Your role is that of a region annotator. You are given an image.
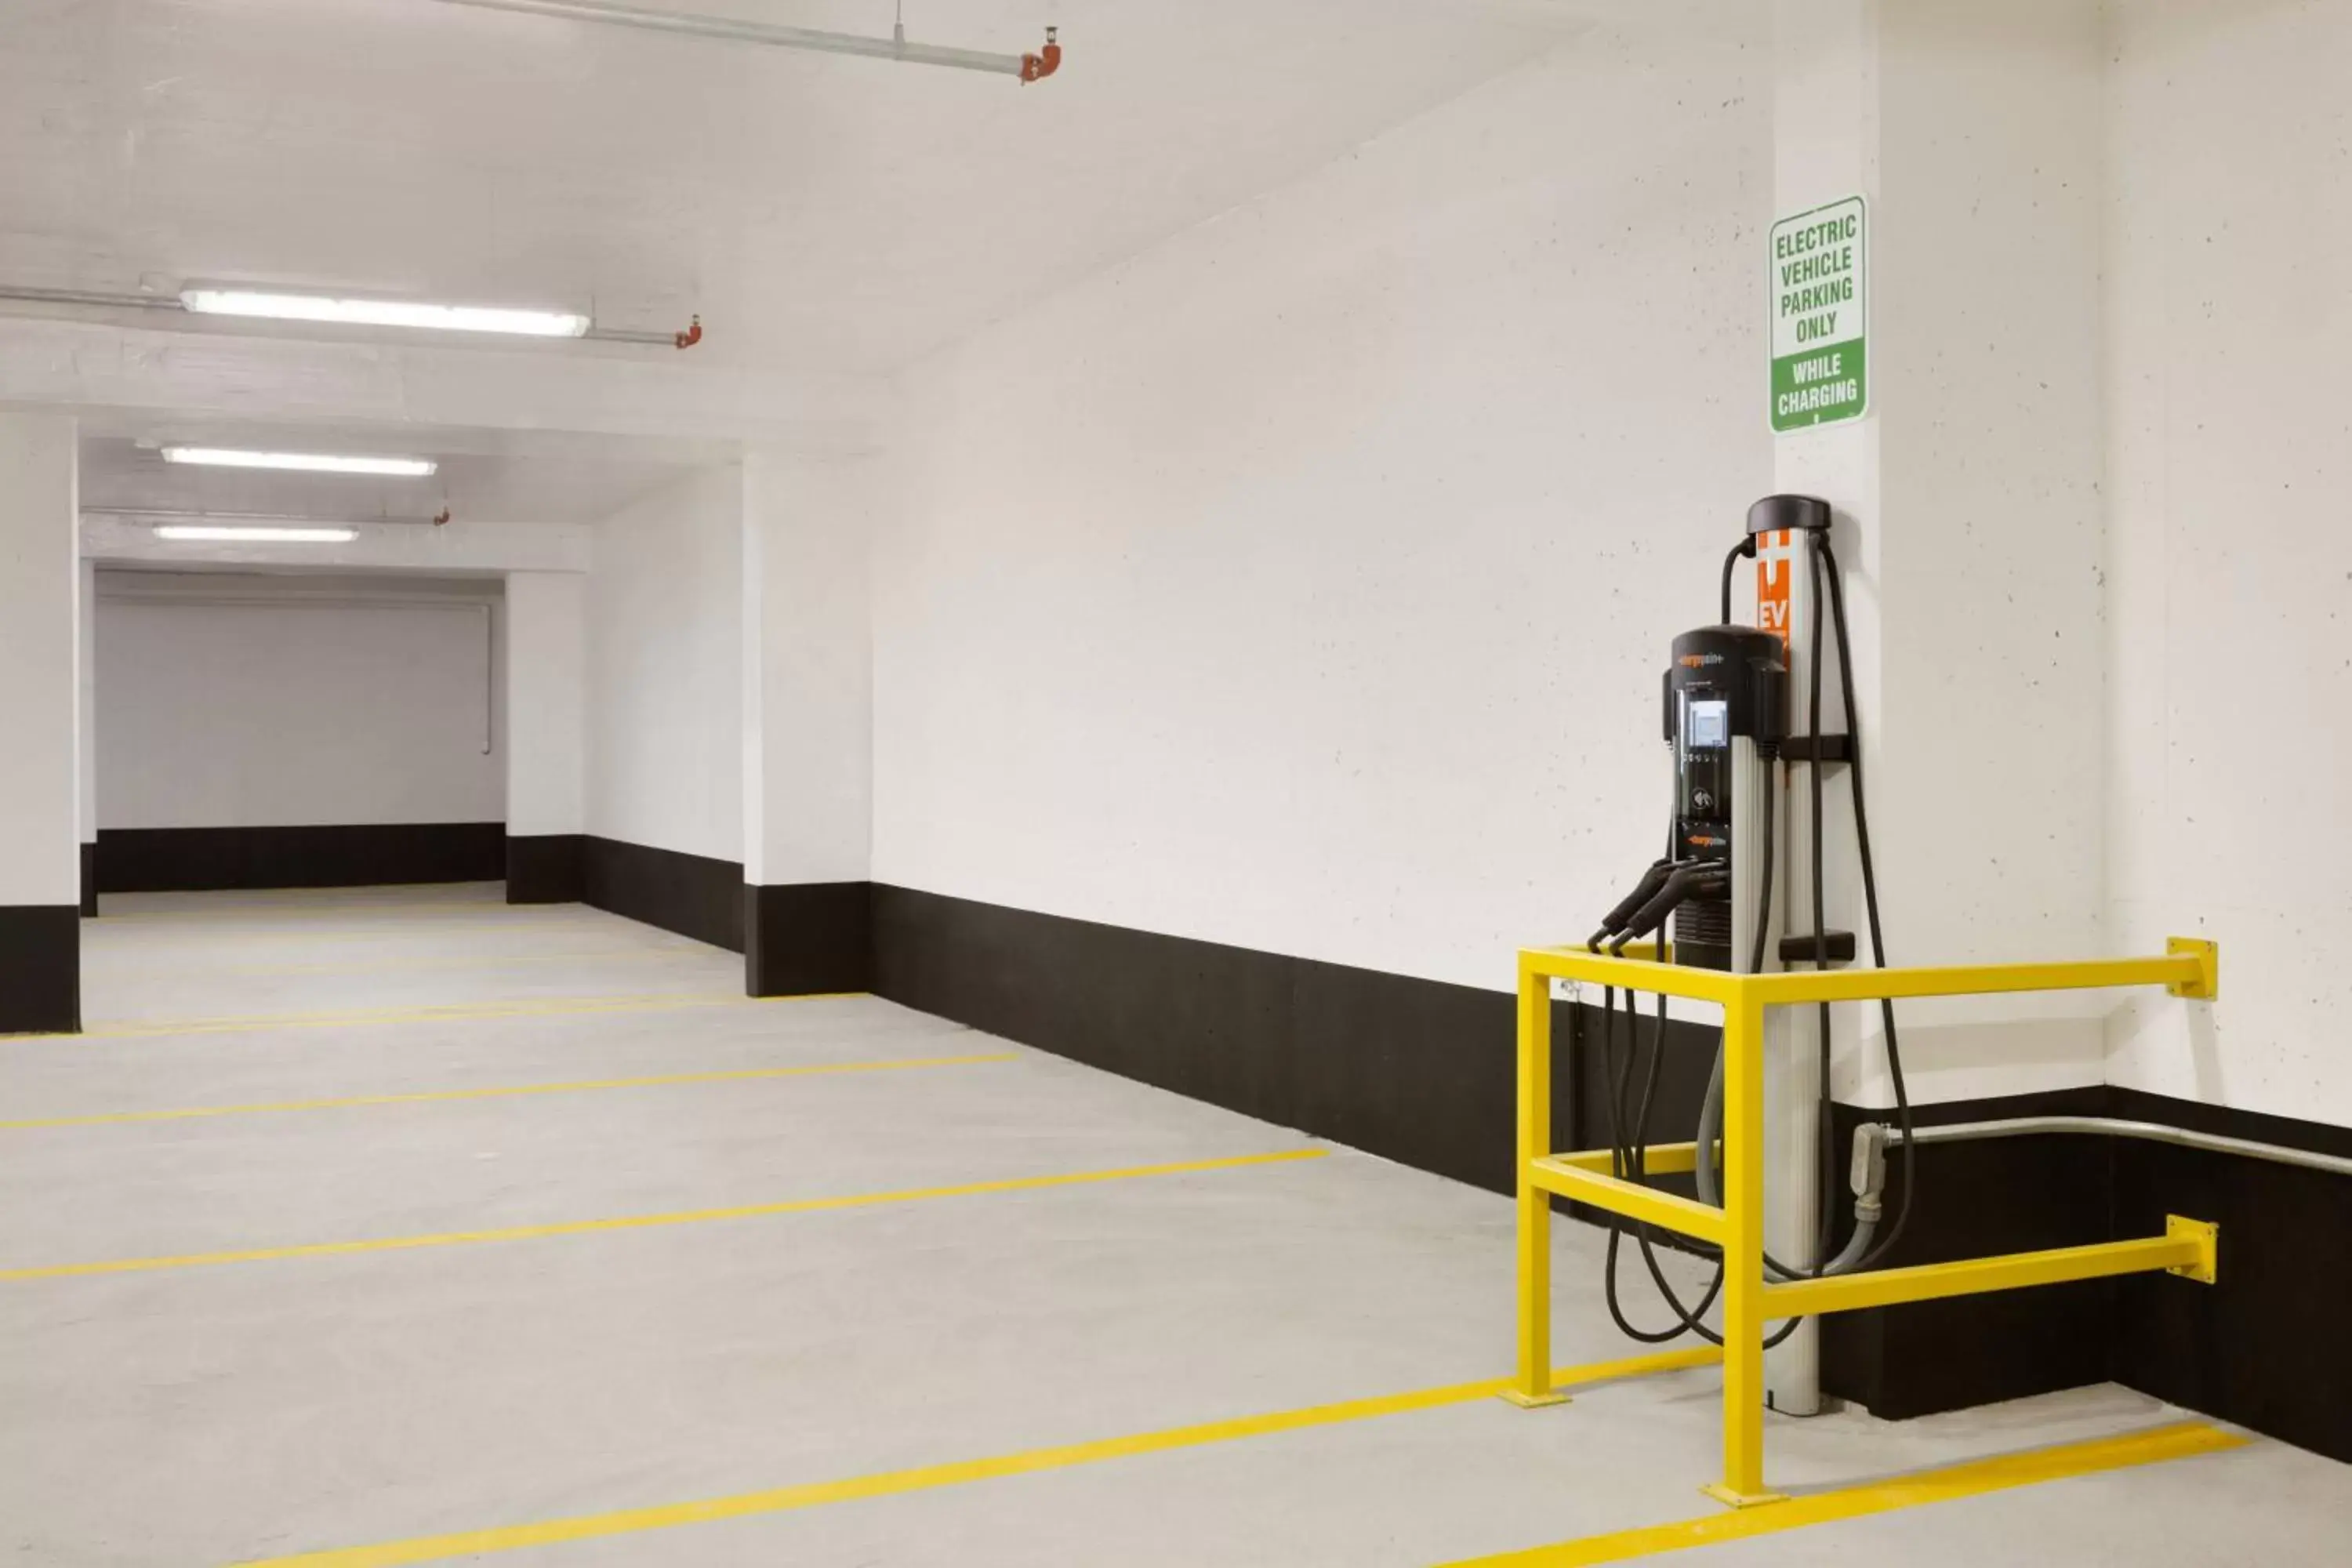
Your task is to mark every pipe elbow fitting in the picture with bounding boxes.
[1021,26,1061,82]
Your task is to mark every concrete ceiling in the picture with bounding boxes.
[1,0,1602,376]
[3,0,1708,527]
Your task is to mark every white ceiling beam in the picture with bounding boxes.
[80,514,592,574]
[0,316,891,453]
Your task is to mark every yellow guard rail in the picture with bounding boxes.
[1507,936,2221,1508]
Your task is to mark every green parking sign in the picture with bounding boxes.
[1770,195,1867,432]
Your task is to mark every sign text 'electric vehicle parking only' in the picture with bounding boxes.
[1769,195,1867,433]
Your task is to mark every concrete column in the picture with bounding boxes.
[0,414,82,1032]
[740,451,874,996]
[503,571,588,902]
[1774,0,2108,1105]
[1767,0,2107,1409]
[77,554,97,916]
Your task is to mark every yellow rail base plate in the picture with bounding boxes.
[2166,1214,2220,1283]
[1700,1482,1791,1510]
[1497,1388,1570,1409]
[2165,936,2219,1000]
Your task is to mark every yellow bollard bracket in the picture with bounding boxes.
[2165,937,2220,1000]
[1499,1388,1570,1410]
[2166,1215,2220,1284]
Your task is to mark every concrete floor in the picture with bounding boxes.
[2,884,2343,1566]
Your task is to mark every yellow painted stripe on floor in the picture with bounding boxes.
[92,919,623,947]
[0,1148,1327,1283]
[1437,1419,2249,1567]
[93,947,709,981]
[0,1052,1019,1131]
[102,898,546,922]
[31,988,865,1043]
[227,1345,1720,1568]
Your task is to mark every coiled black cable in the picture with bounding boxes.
[1816,539,1917,1271]
[1595,767,1800,1348]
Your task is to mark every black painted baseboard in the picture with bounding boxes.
[79,842,96,917]
[581,837,743,953]
[2104,1087,2352,1463]
[746,882,872,996]
[869,885,1710,1201]
[0,906,78,1034]
[870,883,2352,1465]
[1819,1089,2118,1421]
[1822,1085,2352,1461]
[95,823,506,894]
[506,834,586,905]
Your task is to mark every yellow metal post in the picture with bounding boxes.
[1703,993,1785,1508]
[1504,956,1567,1407]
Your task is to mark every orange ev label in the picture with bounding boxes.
[1755,528,1795,647]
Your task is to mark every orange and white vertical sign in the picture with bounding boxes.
[1755,529,1797,646]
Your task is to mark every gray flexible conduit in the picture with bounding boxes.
[1893,1116,2352,1178]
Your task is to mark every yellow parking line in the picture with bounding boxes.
[101,898,540,922]
[89,919,612,947]
[1437,1420,2249,1566]
[87,948,710,981]
[33,989,864,1043]
[227,1345,1722,1567]
[0,1148,1329,1283]
[0,1052,1020,1131]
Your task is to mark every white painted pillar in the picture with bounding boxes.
[1768,0,2108,1409]
[740,450,874,996]
[0,413,83,1031]
[77,554,97,916]
[502,571,588,902]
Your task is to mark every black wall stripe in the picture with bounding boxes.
[505,834,586,906]
[746,882,872,997]
[579,836,743,953]
[869,886,1711,1202]
[1820,1090,2118,1421]
[869,883,2352,1465]
[95,823,505,894]
[2103,1086,2352,1464]
[79,842,96,917]
[0,906,79,1035]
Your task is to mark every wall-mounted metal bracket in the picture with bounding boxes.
[2165,937,2220,1000]
[2166,1215,2219,1283]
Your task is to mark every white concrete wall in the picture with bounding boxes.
[2102,0,2352,1124]
[77,557,96,851]
[742,452,873,887]
[94,574,504,830]
[585,466,745,863]
[873,31,1771,993]
[505,572,588,840]
[0,414,81,906]
[1838,0,2111,1105]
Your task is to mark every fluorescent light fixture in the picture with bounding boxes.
[161,447,437,477]
[154,525,359,543]
[180,289,591,339]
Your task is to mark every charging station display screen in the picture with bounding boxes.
[1687,699,1729,750]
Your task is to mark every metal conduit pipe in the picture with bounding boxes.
[1893,1116,2352,1179]
[427,0,1063,81]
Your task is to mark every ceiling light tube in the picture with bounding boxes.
[154,525,359,543]
[180,289,591,339]
[161,447,437,477]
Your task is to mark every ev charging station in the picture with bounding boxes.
[1583,494,1894,1420]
